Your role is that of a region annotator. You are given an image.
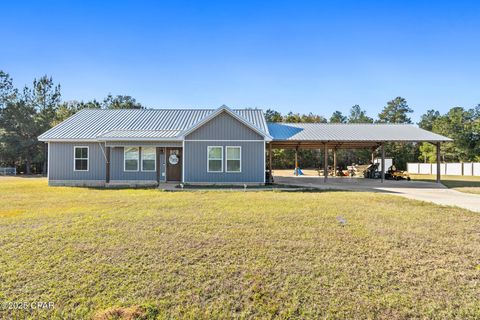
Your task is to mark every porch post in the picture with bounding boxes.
[294,147,298,176]
[324,143,328,182]
[381,143,385,183]
[164,147,167,181]
[105,147,111,184]
[436,142,441,183]
[156,147,161,184]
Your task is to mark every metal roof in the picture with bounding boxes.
[38,107,452,144]
[38,108,268,141]
[97,129,182,140]
[267,123,452,142]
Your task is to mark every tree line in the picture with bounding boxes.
[0,71,144,174]
[1,70,479,173]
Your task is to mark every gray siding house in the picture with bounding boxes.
[39,105,451,186]
[39,106,271,186]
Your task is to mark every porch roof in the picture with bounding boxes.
[96,129,182,140]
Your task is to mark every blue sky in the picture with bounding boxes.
[2,1,479,121]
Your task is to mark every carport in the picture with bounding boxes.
[266,123,452,183]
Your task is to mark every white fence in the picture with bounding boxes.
[0,167,17,176]
[407,162,480,176]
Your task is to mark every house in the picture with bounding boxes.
[38,105,451,186]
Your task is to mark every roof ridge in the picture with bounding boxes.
[80,108,264,111]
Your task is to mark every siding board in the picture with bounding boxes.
[49,143,167,182]
[49,142,105,180]
[184,141,264,183]
[186,111,263,141]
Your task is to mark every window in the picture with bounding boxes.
[124,147,139,171]
[226,146,241,172]
[74,146,89,171]
[207,146,223,172]
[141,147,156,171]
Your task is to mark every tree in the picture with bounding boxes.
[0,71,17,109]
[416,106,480,162]
[376,98,415,169]
[24,76,61,134]
[53,100,101,126]
[348,105,373,123]
[284,112,302,123]
[432,107,479,161]
[0,100,38,173]
[102,94,143,109]
[378,97,413,124]
[264,109,283,122]
[418,109,440,131]
[23,76,62,173]
[418,142,436,163]
[330,111,347,123]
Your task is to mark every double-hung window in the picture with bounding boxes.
[207,146,223,172]
[74,146,89,171]
[141,147,156,171]
[226,146,241,172]
[124,147,139,171]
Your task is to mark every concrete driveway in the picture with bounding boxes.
[275,176,480,213]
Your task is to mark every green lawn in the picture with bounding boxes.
[410,174,480,194]
[0,177,479,319]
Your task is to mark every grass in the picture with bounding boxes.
[410,174,480,194]
[0,177,479,319]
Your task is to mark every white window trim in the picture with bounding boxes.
[124,147,139,172]
[141,147,156,172]
[207,146,223,173]
[73,146,89,172]
[226,146,242,173]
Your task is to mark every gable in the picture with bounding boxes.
[185,111,263,140]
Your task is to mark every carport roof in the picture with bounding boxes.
[268,122,452,143]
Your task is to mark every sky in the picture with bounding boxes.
[1,0,480,122]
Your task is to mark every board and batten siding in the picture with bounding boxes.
[49,142,105,182]
[110,147,163,181]
[185,111,263,141]
[184,111,265,183]
[184,141,265,183]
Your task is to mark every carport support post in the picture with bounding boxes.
[333,148,337,177]
[294,147,299,176]
[436,142,441,183]
[381,143,385,183]
[268,142,273,182]
[324,143,328,183]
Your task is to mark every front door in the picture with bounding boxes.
[166,148,182,181]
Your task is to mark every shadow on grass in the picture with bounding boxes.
[441,180,480,188]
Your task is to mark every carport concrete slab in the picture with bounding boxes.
[275,176,480,213]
